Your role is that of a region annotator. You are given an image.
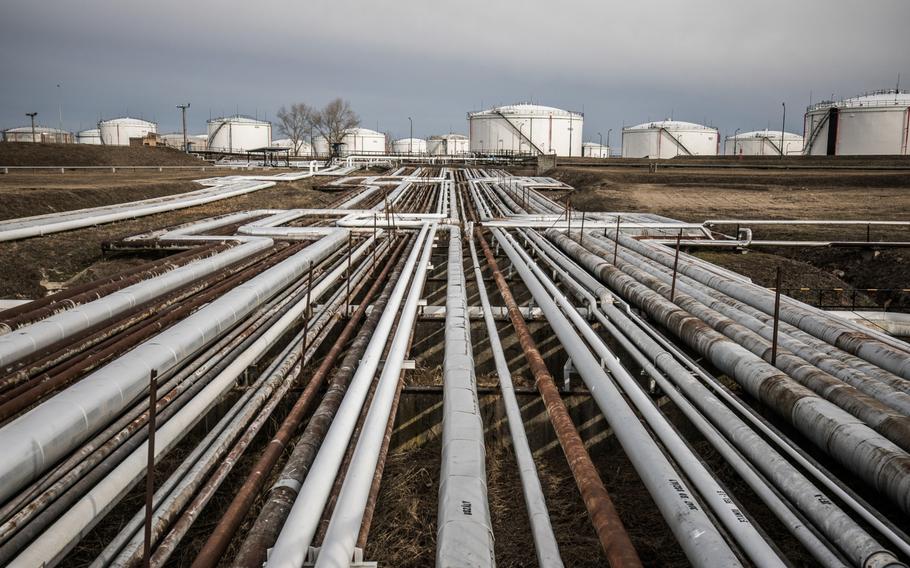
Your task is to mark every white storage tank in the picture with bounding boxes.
[76,128,102,145]
[391,138,427,154]
[427,134,469,155]
[622,120,718,158]
[206,115,271,153]
[3,126,74,144]
[803,89,910,156]
[272,138,312,155]
[582,142,610,158]
[468,103,583,156]
[314,128,386,157]
[98,117,157,146]
[724,130,803,156]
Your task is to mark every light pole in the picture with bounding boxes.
[733,128,740,155]
[177,103,190,153]
[56,83,63,135]
[607,128,613,149]
[26,112,37,143]
[780,102,786,159]
[597,132,603,158]
[407,116,413,155]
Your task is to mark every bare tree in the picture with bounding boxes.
[276,103,314,155]
[311,98,360,156]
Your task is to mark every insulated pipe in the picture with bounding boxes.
[491,229,744,568]
[190,237,404,568]
[271,223,437,568]
[0,231,347,504]
[0,238,270,369]
[547,231,910,515]
[237,226,429,568]
[476,230,642,568]
[467,225,563,567]
[6,232,355,568]
[601,231,910,376]
[434,226,495,568]
[498,229,787,568]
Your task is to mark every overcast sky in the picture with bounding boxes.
[1,0,908,143]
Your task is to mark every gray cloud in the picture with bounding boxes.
[1,0,907,141]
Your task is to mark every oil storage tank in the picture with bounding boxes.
[391,137,427,154]
[803,89,910,155]
[468,103,583,156]
[622,120,718,158]
[582,142,610,158]
[99,117,157,146]
[427,134,469,155]
[314,128,386,157]
[724,130,803,156]
[76,128,102,145]
[3,126,73,144]
[206,115,271,153]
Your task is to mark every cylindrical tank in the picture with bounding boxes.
[803,89,910,156]
[272,138,313,155]
[206,116,271,153]
[314,128,386,157]
[622,120,718,158]
[468,103,583,156]
[427,134,469,155]
[724,130,803,156]
[3,126,74,144]
[581,142,610,158]
[76,128,102,145]
[391,138,427,154]
[468,103,584,156]
[98,117,157,146]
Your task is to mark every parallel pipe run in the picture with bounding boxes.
[476,229,643,568]
[191,236,405,568]
[467,224,563,567]
[435,226,496,568]
[266,223,436,568]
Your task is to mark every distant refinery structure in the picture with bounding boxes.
[2,126,73,144]
[98,117,157,146]
[582,142,610,158]
[76,128,102,145]
[724,130,804,156]
[206,116,271,153]
[391,137,427,154]
[427,134,469,155]
[468,104,583,156]
[622,120,718,158]
[803,89,910,156]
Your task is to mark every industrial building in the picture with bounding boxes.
[803,89,910,155]
[427,134,469,155]
[75,128,102,145]
[724,130,804,156]
[468,103,583,156]
[391,138,427,154]
[313,128,386,157]
[98,117,157,146]
[2,126,73,144]
[206,116,271,153]
[622,120,719,158]
[581,142,610,158]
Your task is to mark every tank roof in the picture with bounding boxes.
[392,137,425,143]
[5,125,70,134]
[206,115,270,125]
[343,127,384,136]
[469,103,582,118]
[429,133,468,140]
[727,130,802,140]
[625,120,715,131]
[808,89,910,111]
[99,117,156,126]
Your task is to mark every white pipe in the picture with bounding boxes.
[0,239,271,364]
[0,231,348,504]
[264,224,433,568]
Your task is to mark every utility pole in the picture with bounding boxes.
[607,128,612,150]
[598,132,603,157]
[408,116,413,155]
[56,84,63,135]
[26,112,38,143]
[780,102,786,159]
[733,128,740,156]
[177,103,190,153]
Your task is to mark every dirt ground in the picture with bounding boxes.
[0,142,206,166]
[0,175,335,298]
[554,165,910,307]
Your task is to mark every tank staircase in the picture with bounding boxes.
[803,112,830,155]
[493,111,547,156]
[658,128,693,156]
